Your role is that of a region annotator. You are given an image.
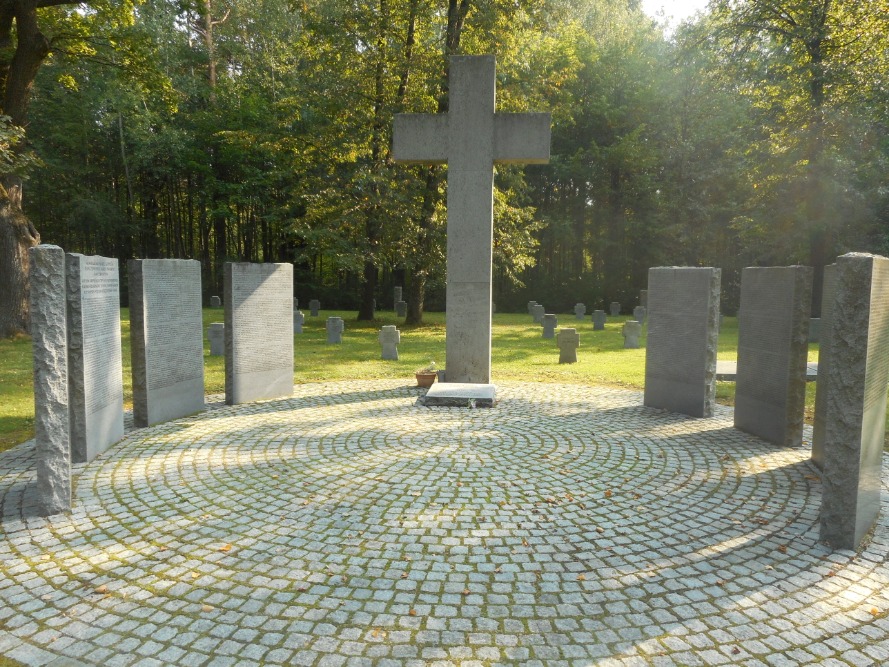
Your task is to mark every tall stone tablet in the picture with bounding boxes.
[811,264,837,469]
[66,253,125,463]
[29,245,71,516]
[393,55,551,383]
[224,262,294,405]
[734,266,812,447]
[129,259,205,427]
[819,253,889,550]
[644,267,720,418]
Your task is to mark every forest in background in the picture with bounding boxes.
[12,0,889,322]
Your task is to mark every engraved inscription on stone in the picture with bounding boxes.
[864,261,889,413]
[142,261,204,390]
[225,262,294,405]
[81,258,122,414]
[231,268,292,376]
[644,267,720,418]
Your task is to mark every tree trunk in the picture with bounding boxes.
[0,2,54,337]
[0,181,39,337]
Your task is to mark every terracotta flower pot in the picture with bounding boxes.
[415,372,437,388]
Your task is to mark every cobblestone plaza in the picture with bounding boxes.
[2,381,889,666]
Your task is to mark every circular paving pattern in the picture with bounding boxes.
[2,381,889,666]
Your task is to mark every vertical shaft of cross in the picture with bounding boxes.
[445,57,497,383]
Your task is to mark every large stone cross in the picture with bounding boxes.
[393,55,551,384]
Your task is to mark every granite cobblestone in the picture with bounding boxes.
[2,380,889,665]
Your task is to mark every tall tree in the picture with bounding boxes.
[0,1,137,337]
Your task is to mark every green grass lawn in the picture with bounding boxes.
[0,308,869,455]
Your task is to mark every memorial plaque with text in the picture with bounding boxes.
[66,253,125,463]
[224,263,294,405]
[820,253,889,550]
[734,266,812,446]
[129,259,205,427]
[644,267,720,418]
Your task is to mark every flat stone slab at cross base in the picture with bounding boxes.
[419,382,496,407]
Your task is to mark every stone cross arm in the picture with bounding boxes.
[393,112,551,165]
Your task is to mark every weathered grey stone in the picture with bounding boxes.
[622,320,642,349]
[394,286,402,306]
[129,259,205,428]
[420,382,496,408]
[640,290,648,309]
[395,300,407,318]
[819,253,889,550]
[610,302,621,316]
[29,245,71,516]
[224,262,294,405]
[532,304,545,324]
[542,314,557,339]
[644,267,720,418]
[527,300,537,315]
[633,306,647,325]
[309,299,320,317]
[557,328,579,364]
[574,303,586,320]
[379,325,400,360]
[208,323,224,355]
[66,253,125,463]
[733,266,813,447]
[592,310,606,330]
[326,316,344,344]
[210,296,221,308]
[393,55,550,384]
[812,264,837,469]
[293,297,299,310]
[808,318,820,343]
[293,310,304,334]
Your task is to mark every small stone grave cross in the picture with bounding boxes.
[633,305,647,325]
[208,323,224,355]
[610,302,621,316]
[326,316,344,344]
[542,314,558,339]
[210,295,221,308]
[557,328,580,364]
[532,304,545,324]
[592,310,606,330]
[293,310,305,334]
[574,303,586,320]
[309,299,320,316]
[393,55,550,383]
[622,320,641,348]
[379,325,401,360]
[527,300,538,315]
[395,300,407,318]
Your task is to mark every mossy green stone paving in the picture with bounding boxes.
[0,307,869,455]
